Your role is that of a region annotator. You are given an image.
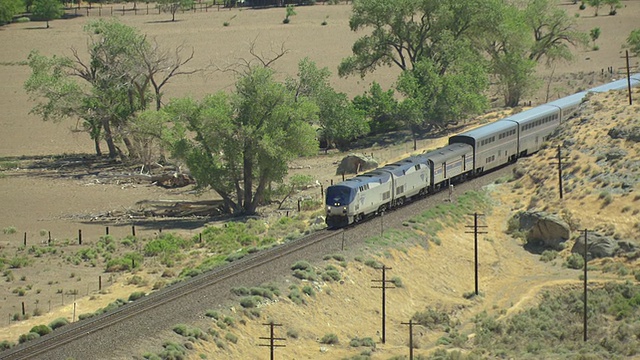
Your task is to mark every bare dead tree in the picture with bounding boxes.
[136,37,199,110]
[214,37,290,77]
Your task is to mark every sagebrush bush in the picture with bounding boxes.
[320,333,339,344]
[128,291,146,301]
[565,253,585,269]
[49,317,69,330]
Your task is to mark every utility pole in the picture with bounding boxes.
[371,265,395,343]
[626,50,633,106]
[582,229,591,342]
[557,145,563,199]
[258,322,285,360]
[401,319,416,360]
[549,145,569,199]
[465,213,487,296]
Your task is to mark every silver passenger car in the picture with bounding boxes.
[416,143,474,191]
[503,106,560,156]
[448,121,517,173]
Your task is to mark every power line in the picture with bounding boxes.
[465,213,487,296]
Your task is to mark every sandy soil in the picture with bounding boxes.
[0,0,640,357]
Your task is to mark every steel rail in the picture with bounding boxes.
[0,229,342,360]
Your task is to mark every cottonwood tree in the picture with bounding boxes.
[286,58,368,150]
[163,67,318,215]
[484,0,586,106]
[0,0,23,25]
[352,82,400,135]
[587,0,603,16]
[604,0,621,15]
[156,0,194,22]
[395,49,488,131]
[25,19,197,159]
[339,0,500,128]
[32,0,63,28]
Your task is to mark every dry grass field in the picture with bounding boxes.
[1,1,640,358]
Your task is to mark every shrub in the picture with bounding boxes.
[364,259,382,269]
[288,287,306,305]
[49,317,70,330]
[128,291,146,301]
[9,256,30,268]
[540,250,558,262]
[240,296,261,308]
[173,324,206,340]
[322,270,341,282]
[18,332,40,343]
[29,325,52,336]
[565,253,585,269]
[286,328,299,339]
[225,332,238,344]
[390,276,403,288]
[320,333,339,344]
[2,226,16,234]
[302,285,315,297]
[291,261,312,271]
[0,340,14,350]
[205,310,220,320]
[412,308,450,329]
[350,337,376,348]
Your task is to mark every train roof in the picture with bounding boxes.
[545,91,588,110]
[449,120,517,143]
[379,158,421,176]
[588,77,640,93]
[337,170,392,189]
[418,143,472,164]
[503,105,559,124]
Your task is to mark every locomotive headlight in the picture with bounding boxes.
[327,206,331,211]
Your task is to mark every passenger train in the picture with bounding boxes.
[325,74,640,228]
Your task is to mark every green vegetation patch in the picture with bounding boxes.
[470,282,640,358]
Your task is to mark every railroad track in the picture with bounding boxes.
[0,229,343,360]
[1,163,514,359]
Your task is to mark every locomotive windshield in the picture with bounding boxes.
[326,185,355,206]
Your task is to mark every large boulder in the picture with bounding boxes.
[336,153,378,175]
[511,211,571,250]
[572,233,637,259]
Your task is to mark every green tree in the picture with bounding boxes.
[0,0,23,25]
[525,0,587,64]
[283,4,296,24]
[164,67,318,215]
[352,82,400,135]
[484,0,586,106]
[604,0,621,15]
[483,2,538,107]
[156,0,194,22]
[338,0,502,78]
[32,0,63,28]
[590,27,601,49]
[25,19,196,159]
[287,58,368,150]
[587,0,603,16]
[396,51,488,131]
[627,29,640,57]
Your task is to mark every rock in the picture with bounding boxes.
[572,232,618,258]
[618,240,636,253]
[608,126,640,142]
[605,147,627,161]
[335,153,378,175]
[335,154,375,175]
[313,216,325,225]
[512,211,571,250]
[320,346,328,353]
